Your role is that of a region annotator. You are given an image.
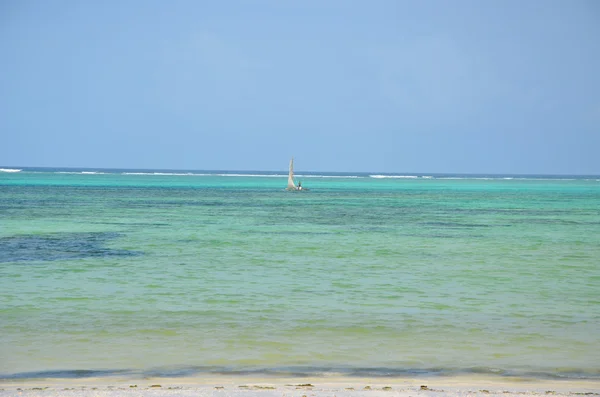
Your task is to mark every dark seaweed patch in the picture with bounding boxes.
[0,232,141,263]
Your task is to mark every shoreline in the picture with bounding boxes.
[2,375,599,396]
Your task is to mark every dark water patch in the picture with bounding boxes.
[421,222,498,228]
[114,199,272,209]
[349,226,393,233]
[243,230,337,236]
[404,232,484,239]
[90,221,170,227]
[456,208,578,216]
[0,232,142,263]
[2,366,599,381]
[510,218,597,226]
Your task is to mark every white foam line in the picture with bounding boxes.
[370,175,419,179]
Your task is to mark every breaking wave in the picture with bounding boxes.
[370,175,419,179]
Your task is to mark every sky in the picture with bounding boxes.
[1,1,599,174]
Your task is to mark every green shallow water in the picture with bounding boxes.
[1,170,599,379]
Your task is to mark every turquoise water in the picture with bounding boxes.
[1,168,599,380]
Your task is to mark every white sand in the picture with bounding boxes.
[1,375,599,397]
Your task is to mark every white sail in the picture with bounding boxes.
[286,157,297,190]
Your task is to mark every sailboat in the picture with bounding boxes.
[286,157,307,191]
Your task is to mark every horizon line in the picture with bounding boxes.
[1,165,600,177]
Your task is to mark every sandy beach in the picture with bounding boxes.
[2,375,599,397]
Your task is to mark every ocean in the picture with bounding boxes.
[1,167,599,382]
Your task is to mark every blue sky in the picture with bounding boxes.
[1,1,599,174]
